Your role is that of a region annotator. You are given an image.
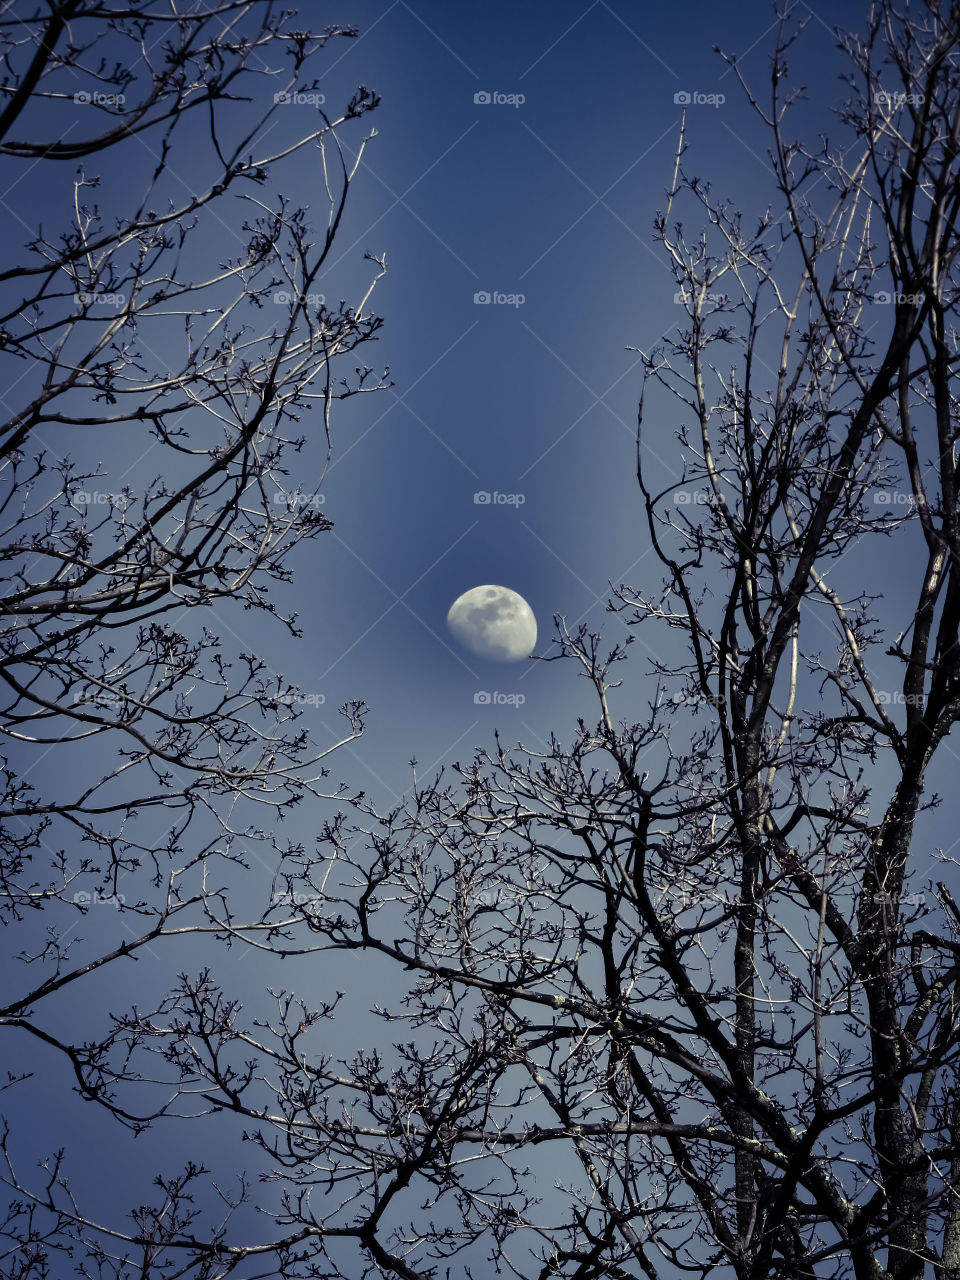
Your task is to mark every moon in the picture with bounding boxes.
[447,585,537,662]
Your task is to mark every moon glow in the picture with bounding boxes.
[446,585,537,662]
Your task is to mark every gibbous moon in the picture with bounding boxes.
[447,585,537,662]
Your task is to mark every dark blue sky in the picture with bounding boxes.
[11,3,956,1272]
[250,0,876,809]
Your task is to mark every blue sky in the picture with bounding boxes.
[232,0,876,818]
[11,1,956,1271]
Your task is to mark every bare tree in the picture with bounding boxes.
[0,3,389,1275]
[83,3,960,1278]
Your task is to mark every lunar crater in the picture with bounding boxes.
[447,585,537,662]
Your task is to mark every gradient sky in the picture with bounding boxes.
[9,2,957,1273]
[254,0,878,808]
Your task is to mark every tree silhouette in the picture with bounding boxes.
[141,5,960,1277]
[9,3,960,1279]
[0,4,387,1275]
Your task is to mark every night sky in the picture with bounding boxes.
[7,1,950,1273]
[248,0,875,807]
